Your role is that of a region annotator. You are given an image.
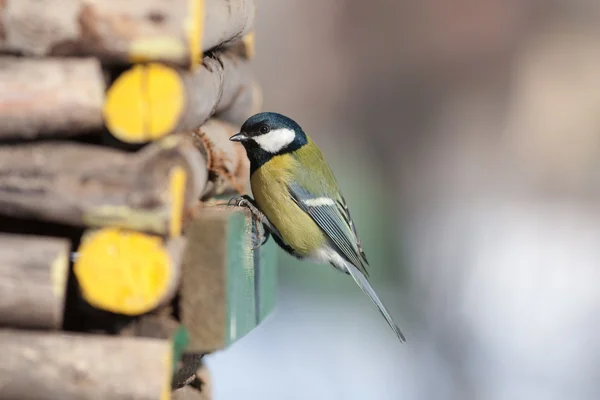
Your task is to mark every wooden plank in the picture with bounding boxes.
[0,329,172,400]
[0,234,70,329]
[180,206,277,352]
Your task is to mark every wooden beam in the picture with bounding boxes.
[0,234,70,329]
[0,134,206,236]
[103,51,260,144]
[0,0,255,67]
[0,57,105,140]
[74,229,186,316]
[179,206,277,352]
[0,329,172,400]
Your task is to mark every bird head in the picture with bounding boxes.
[229,112,307,155]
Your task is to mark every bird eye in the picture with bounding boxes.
[259,125,270,134]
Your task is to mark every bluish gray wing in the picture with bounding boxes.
[287,183,368,275]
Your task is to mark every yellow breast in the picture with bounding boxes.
[250,155,326,256]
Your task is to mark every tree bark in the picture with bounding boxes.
[213,52,262,125]
[0,57,105,139]
[0,234,70,329]
[0,0,255,67]
[0,134,207,236]
[204,0,255,51]
[0,329,172,400]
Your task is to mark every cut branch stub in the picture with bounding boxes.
[0,57,105,140]
[225,32,256,60]
[74,229,186,316]
[0,0,255,67]
[192,119,251,199]
[103,51,260,143]
[0,133,207,236]
[0,234,70,329]
[172,363,211,400]
[172,353,205,390]
[0,329,172,400]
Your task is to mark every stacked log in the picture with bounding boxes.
[0,1,276,399]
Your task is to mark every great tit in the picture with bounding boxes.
[229,112,406,342]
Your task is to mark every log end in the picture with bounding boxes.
[103,64,185,143]
[162,346,175,400]
[230,32,255,60]
[74,228,177,315]
[170,166,188,238]
[243,32,255,59]
[128,37,188,65]
[50,243,70,326]
[187,0,205,67]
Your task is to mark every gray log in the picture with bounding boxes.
[0,234,70,329]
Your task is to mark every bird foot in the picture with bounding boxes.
[228,195,271,249]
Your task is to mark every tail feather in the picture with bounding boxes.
[346,263,406,343]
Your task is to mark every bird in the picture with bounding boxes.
[229,112,406,342]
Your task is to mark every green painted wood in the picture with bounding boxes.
[256,237,278,322]
[171,325,190,377]
[224,210,277,346]
[180,206,277,351]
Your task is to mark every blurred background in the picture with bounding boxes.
[206,1,600,399]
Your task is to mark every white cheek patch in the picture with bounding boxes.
[303,197,335,207]
[253,128,296,153]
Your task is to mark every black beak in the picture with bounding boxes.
[229,132,249,142]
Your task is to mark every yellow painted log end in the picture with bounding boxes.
[169,166,187,238]
[187,0,205,68]
[74,228,174,315]
[242,32,255,59]
[50,245,70,299]
[161,346,174,400]
[103,64,185,143]
[129,37,187,64]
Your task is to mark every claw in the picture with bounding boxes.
[228,195,271,249]
[250,222,271,250]
[228,196,245,207]
[259,229,271,247]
